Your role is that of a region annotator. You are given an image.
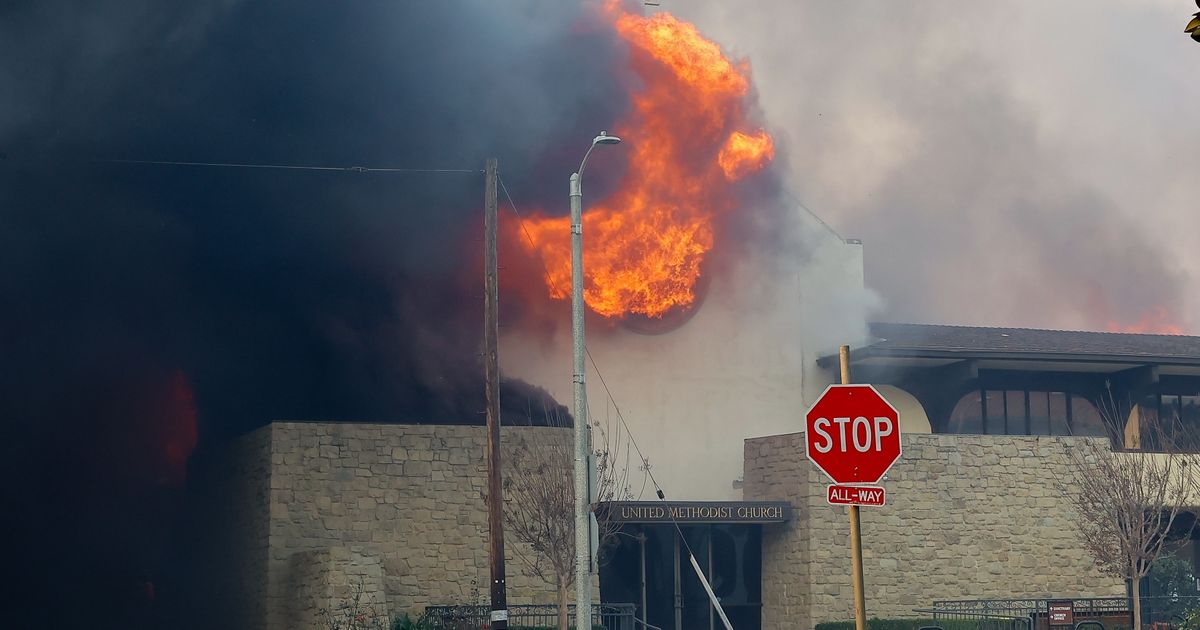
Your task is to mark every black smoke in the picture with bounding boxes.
[1,1,632,626]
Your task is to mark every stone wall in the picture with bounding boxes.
[285,548,388,630]
[264,422,577,628]
[744,433,1126,630]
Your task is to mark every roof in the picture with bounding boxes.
[820,322,1200,367]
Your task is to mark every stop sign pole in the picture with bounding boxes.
[840,345,868,630]
[805,346,901,630]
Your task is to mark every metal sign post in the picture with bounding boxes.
[843,346,867,630]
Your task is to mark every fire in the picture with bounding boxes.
[1107,306,1186,335]
[161,370,199,484]
[719,130,774,180]
[518,3,774,319]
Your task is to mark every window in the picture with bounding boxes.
[1049,392,1070,436]
[1150,394,1200,452]
[1069,396,1107,437]
[946,388,1096,436]
[948,390,984,434]
[985,390,1004,434]
[1182,396,1200,426]
[1028,391,1050,435]
[1006,390,1027,435]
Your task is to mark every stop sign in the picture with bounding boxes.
[805,384,901,484]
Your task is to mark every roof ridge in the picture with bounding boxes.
[869,321,1197,339]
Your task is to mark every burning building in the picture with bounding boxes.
[9,1,1200,629]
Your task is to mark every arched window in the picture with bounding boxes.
[945,388,1107,436]
[947,390,984,434]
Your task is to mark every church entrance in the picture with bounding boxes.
[598,501,790,630]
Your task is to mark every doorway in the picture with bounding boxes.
[600,524,762,630]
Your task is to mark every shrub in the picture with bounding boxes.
[392,613,433,630]
[815,618,981,630]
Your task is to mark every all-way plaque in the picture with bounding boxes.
[826,484,886,506]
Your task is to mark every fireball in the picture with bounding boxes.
[519,3,774,319]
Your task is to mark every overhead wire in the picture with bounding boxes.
[96,158,481,174]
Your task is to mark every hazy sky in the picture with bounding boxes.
[672,0,1200,333]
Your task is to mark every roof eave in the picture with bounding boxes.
[816,346,1200,369]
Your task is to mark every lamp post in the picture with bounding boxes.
[571,130,620,630]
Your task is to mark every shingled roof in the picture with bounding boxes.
[836,322,1200,365]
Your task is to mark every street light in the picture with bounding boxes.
[571,129,620,630]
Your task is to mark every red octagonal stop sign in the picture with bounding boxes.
[805,384,901,484]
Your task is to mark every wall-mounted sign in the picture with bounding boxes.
[599,501,792,524]
[1048,601,1073,626]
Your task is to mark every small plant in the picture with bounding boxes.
[1177,607,1200,630]
[320,576,389,630]
[392,612,434,630]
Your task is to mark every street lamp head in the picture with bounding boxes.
[593,131,622,146]
[578,131,622,177]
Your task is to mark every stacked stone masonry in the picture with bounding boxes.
[194,422,577,630]
[269,422,579,629]
[743,433,1126,630]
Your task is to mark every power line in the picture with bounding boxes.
[97,158,481,174]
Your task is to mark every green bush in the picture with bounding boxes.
[392,613,432,630]
[815,618,982,630]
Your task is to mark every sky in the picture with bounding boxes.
[676,0,1200,333]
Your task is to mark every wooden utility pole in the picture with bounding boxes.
[840,344,867,630]
[484,158,508,629]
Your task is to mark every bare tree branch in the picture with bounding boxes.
[500,406,642,630]
[1061,387,1200,630]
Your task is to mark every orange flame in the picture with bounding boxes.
[518,4,774,319]
[1107,306,1186,335]
[719,130,774,180]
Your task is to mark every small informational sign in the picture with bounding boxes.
[1048,601,1073,626]
[827,484,886,506]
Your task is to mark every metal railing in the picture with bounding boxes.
[921,596,1200,629]
[913,605,1034,630]
[423,603,636,630]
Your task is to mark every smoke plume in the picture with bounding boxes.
[1,1,637,625]
[676,0,1200,333]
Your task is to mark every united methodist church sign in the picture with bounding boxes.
[600,501,792,524]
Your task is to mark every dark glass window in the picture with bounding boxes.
[946,388,1078,436]
[1182,396,1200,426]
[985,390,1004,434]
[1049,392,1070,436]
[1029,391,1050,435]
[1006,390,1027,435]
[948,390,984,434]
[1069,396,1107,437]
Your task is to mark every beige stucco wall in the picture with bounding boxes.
[501,208,872,502]
[875,384,932,434]
[743,433,1125,630]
